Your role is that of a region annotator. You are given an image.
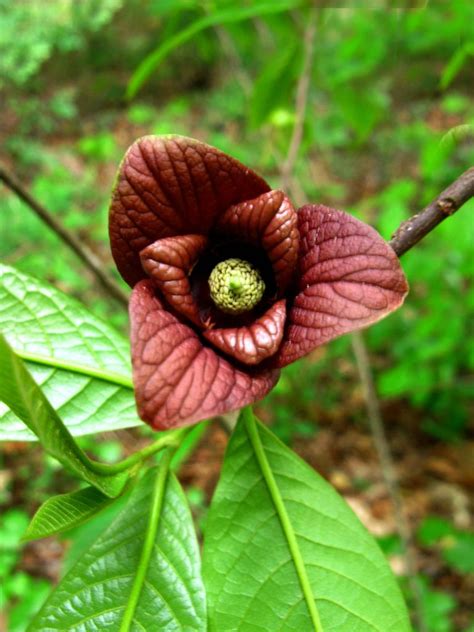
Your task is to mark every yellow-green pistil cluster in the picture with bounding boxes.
[208,258,265,315]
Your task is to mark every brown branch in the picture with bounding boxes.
[351,332,427,632]
[389,166,474,256]
[0,163,129,307]
[348,171,473,632]
[346,169,474,632]
[347,169,474,632]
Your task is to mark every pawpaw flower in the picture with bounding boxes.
[109,136,408,430]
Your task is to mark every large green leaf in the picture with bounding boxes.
[24,486,114,541]
[0,334,127,497]
[0,264,141,440]
[202,408,410,631]
[126,0,303,99]
[30,461,207,631]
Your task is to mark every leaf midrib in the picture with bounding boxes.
[242,408,323,632]
[16,349,133,389]
[119,452,173,631]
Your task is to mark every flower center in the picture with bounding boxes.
[208,258,265,315]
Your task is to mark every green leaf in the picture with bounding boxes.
[6,575,51,632]
[439,42,474,90]
[417,517,474,574]
[24,486,114,541]
[0,264,141,441]
[332,85,389,143]
[30,461,207,631]
[440,123,474,149]
[203,408,410,631]
[442,531,474,574]
[0,334,127,497]
[417,516,455,546]
[126,0,303,99]
[249,42,301,129]
[0,509,30,585]
[62,491,131,576]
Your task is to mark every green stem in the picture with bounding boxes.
[119,448,174,632]
[242,406,323,632]
[171,421,209,471]
[16,350,133,389]
[88,428,187,475]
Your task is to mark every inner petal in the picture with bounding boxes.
[140,234,208,326]
[214,190,299,293]
[203,299,286,365]
[109,135,270,287]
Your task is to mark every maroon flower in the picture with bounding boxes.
[109,135,408,430]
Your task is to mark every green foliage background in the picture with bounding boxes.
[0,1,473,630]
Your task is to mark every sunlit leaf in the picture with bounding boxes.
[203,409,410,631]
[30,465,206,631]
[439,42,474,90]
[0,334,127,497]
[0,264,141,441]
[24,487,114,541]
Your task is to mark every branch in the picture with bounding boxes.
[0,163,129,307]
[350,170,473,632]
[389,167,474,256]
[351,332,427,632]
[349,170,473,632]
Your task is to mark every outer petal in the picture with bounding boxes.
[110,135,270,286]
[130,280,280,430]
[215,190,299,293]
[140,234,208,326]
[203,300,287,365]
[273,205,409,368]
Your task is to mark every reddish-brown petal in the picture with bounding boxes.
[215,190,299,293]
[140,234,207,326]
[203,300,286,365]
[273,205,409,368]
[130,280,280,430]
[109,135,270,287]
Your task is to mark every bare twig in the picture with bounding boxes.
[351,331,427,632]
[0,163,129,307]
[389,166,474,256]
[348,170,474,632]
[280,9,317,192]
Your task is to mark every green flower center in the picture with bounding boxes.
[208,258,265,315]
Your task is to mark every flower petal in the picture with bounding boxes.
[273,205,409,367]
[109,135,270,286]
[215,190,299,293]
[203,300,286,365]
[130,280,280,430]
[140,234,208,326]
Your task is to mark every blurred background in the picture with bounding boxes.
[0,1,473,630]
